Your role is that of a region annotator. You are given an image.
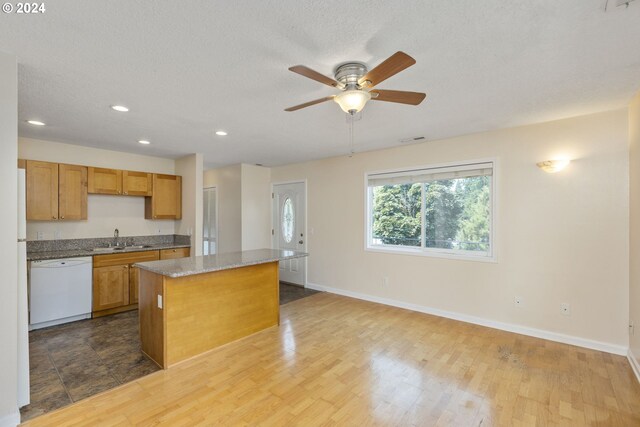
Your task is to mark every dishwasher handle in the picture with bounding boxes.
[31,257,93,268]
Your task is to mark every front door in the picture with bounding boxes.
[272,182,306,286]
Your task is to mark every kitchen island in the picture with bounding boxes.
[134,248,308,369]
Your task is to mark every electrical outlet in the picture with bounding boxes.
[382,276,389,288]
[630,320,635,336]
[514,296,523,307]
[157,294,163,309]
[54,230,62,240]
[560,303,571,316]
[36,231,45,240]
[157,228,162,235]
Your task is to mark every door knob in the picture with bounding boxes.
[298,240,304,244]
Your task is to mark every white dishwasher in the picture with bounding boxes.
[29,256,93,330]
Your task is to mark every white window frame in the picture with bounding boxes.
[364,158,498,263]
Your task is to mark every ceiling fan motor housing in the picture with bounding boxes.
[334,62,368,89]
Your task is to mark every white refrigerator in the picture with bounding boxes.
[18,169,30,407]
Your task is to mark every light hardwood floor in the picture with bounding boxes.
[22,292,640,426]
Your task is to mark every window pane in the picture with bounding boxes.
[282,197,294,243]
[371,183,422,247]
[424,176,490,252]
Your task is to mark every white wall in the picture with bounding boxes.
[204,164,241,253]
[19,138,177,240]
[271,109,630,351]
[176,154,203,255]
[0,51,19,426]
[630,92,640,367]
[241,164,271,251]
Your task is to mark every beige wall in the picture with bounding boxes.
[176,154,203,255]
[630,93,640,365]
[241,164,271,251]
[271,109,630,349]
[19,138,177,240]
[204,164,242,253]
[0,51,18,425]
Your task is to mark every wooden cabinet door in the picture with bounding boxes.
[59,164,88,220]
[93,265,130,311]
[129,266,140,304]
[123,171,152,196]
[88,167,122,195]
[159,247,191,260]
[26,160,58,220]
[145,174,182,219]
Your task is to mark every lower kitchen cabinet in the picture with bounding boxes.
[160,247,191,260]
[93,265,130,312]
[130,266,141,304]
[92,248,189,317]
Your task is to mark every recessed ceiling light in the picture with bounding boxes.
[111,105,129,112]
[27,120,46,126]
[138,140,151,145]
[215,130,228,136]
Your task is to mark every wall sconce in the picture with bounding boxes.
[537,159,570,173]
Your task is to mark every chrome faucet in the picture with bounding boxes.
[114,228,119,246]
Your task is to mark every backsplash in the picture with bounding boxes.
[27,234,191,253]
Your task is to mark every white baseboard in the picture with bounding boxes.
[0,409,20,427]
[307,282,627,356]
[628,349,640,384]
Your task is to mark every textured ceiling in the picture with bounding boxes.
[1,1,640,168]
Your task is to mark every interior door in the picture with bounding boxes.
[272,182,306,286]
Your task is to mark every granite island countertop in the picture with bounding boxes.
[134,248,308,278]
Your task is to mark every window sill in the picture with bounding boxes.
[365,245,497,263]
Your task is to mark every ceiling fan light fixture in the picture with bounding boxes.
[334,90,371,114]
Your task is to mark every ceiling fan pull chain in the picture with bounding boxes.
[348,115,355,157]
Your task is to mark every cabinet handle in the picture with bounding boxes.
[61,216,65,219]
[123,266,127,269]
[124,191,128,195]
[173,249,176,252]
[52,215,56,219]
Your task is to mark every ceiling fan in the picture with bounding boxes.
[285,51,426,115]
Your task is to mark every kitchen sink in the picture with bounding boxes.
[89,247,124,252]
[88,245,153,252]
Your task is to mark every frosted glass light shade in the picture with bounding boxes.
[334,90,371,113]
[536,159,570,173]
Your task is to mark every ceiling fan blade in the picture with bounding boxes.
[359,52,416,88]
[288,65,340,88]
[370,89,426,105]
[285,96,335,112]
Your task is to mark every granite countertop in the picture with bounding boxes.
[28,243,191,261]
[134,248,308,278]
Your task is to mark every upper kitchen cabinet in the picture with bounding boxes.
[26,160,58,220]
[122,170,152,196]
[26,160,88,221]
[88,167,122,195]
[58,164,88,220]
[145,174,182,219]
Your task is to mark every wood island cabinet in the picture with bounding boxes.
[26,160,87,221]
[145,174,182,220]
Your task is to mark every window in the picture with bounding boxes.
[366,161,494,261]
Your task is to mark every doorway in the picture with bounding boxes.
[203,187,217,256]
[272,181,306,286]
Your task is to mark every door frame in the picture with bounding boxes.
[271,179,308,287]
[203,186,219,256]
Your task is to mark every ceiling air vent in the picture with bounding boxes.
[399,136,426,144]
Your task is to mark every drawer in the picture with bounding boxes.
[159,247,190,260]
[93,250,160,268]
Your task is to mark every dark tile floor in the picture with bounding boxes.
[21,283,320,421]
